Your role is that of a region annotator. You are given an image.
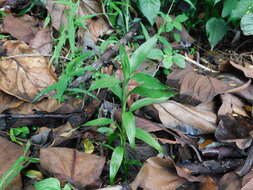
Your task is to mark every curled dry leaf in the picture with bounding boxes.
[40,147,105,188]
[0,137,23,190]
[218,94,248,116]
[0,40,57,102]
[167,67,250,104]
[230,60,253,79]
[153,100,217,134]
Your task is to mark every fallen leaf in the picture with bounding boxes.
[3,14,39,44]
[154,100,217,134]
[0,40,57,102]
[219,172,242,190]
[0,90,23,113]
[230,60,253,79]
[215,114,253,149]
[242,169,253,190]
[131,157,187,190]
[167,67,250,104]
[30,28,52,54]
[0,137,23,190]
[218,94,248,116]
[40,147,105,188]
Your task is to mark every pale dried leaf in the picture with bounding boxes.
[0,91,23,113]
[0,40,57,102]
[40,147,105,188]
[154,101,217,134]
[0,137,23,190]
[3,14,39,43]
[30,28,52,54]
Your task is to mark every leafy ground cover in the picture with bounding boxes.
[1,0,253,189]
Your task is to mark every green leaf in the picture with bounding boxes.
[231,0,253,19]
[241,13,253,35]
[97,127,114,135]
[132,73,168,90]
[122,112,136,148]
[63,184,72,190]
[110,146,124,184]
[89,75,120,91]
[222,0,238,17]
[183,0,196,9]
[34,178,61,190]
[147,48,164,60]
[139,0,161,25]
[120,46,131,78]
[83,118,114,126]
[165,23,174,32]
[206,18,228,50]
[130,36,158,72]
[173,54,186,68]
[163,55,173,69]
[175,14,188,23]
[109,83,123,101]
[173,32,181,42]
[141,22,150,40]
[136,128,163,153]
[131,86,174,98]
[214,0,221,5]
[130,97,170,112]
[173,21,182,31]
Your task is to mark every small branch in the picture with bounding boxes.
[3,54,71,60]
[183,54,219,73]
[0,113,72,119]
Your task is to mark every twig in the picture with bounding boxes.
[3,54,71,60]
[0,113,72,119]
[69,22,140,88]
[183,54,219,73]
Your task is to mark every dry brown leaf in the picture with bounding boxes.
[167,68,250,104]
[0,90,23,113]
[3,14,39,43]
[154,100,217,134]
[46,0,110,44]
[40,147,105,188]
[0,40,57,102]
[219,172,242,190]
[131,157,187,190]
[0,137,23,190]
[218,94,248,116]
[230,60,253,79]
[30,28,52,54]
[242,170,253,190]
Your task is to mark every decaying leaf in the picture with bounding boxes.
[0,40,57,102]
[3,14,39,44]
[154,100,217,134]
[46,0,111,44]
[40,147,105,188]
[219,172,242,190]
[215,114,253,149]
[218,94,248,116]
[131,157,187,190]
[242,170,253,190]
[0,91,23,113]
[230,60,253,79]
[0,137,23,190]
[167,67,250,104]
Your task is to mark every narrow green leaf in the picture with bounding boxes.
[119,46,131,78]
[63,183,72,190]
[130,97,170,112]
[110,146,124,184]
[183,0,196,9]
[89,75,120,91]
[131,86,175,98]
[97,127,114,135]
[122,112,136,147]
[34,178,61,190]
[132,73,168,90]
[139,0,161,25]
[136,128,163,153]
[206,18,228,50]
[83,118,114,126]
[130,36,158,72]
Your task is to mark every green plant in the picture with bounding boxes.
[10,126,30,145]
[86,36,175,183]
[34,178,72,190]
[0,142,39,190]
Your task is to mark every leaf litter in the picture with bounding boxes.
[1,0,253,190]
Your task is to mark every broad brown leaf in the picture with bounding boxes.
[219,172,242,190]
[167,68,250,104]
[0,40,57,102]
[0,137,23,190]
[153,101,217,134]
[40,147,105,188]
[230,60,253,79]
[30,28,52,54]
[0,90,23,113]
